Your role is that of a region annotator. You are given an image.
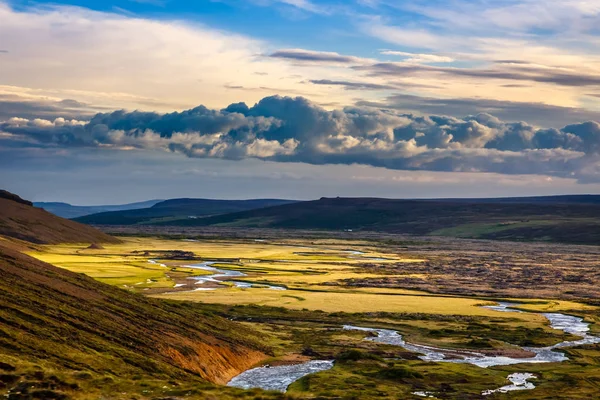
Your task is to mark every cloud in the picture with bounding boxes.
[269,49,366,64]
[356,62,600,88]
[277,0,327,14]
[309,79,398,91]
[2,95,600,182]
[0,94,104,121]
[380,50,454,64]
[309,79,439,91]
[357,93,600,128]
[0,2,356,112]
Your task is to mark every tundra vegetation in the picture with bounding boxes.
[23,232,600,399]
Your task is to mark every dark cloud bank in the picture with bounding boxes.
[2,95,600,182]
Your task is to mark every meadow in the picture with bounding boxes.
[27,234,600,398]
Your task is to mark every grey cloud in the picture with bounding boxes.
[309,79,439,91]
[0,95,102,121]
[269,49,363,64]
[501,84,531,88]
[310,79,398,91]
[357,93,600,128]
[357,63,600,88]
[494,60,531,65]
[1,95,600,182]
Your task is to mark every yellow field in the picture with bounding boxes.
[27,237,595,326]
[153,286,546,322]
[27,237,423,288]
[510,300,598,312]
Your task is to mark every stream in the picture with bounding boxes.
[225,301,599,394]
[345,302,600,367]
[345,302,600,396]
[188,247,599,395]
[482,373,537,396]
[185,262,286,291]
[227,360,334,392]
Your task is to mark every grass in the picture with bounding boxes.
[202,302,598,399]
[0,243,284,400]
[21,235,600,399]
[429,220,558,238]
[27,237,423,290]
[156,287,547,322]
[30,237,594,325]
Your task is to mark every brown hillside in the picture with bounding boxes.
[0,242,267,389]
[0,193,119,244]
[0,190,33,206]
[0,191,272,399]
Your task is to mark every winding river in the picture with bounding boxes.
[227,302,599,394]
[227,360,334,392]
[482,373,537,396]
[345,302,600,367]
[185,262,287,291]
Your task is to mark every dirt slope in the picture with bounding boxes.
[0,193,120,244]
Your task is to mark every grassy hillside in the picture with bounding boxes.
[0,191,278,399]
[161,197,600,244]
[0,196,120,244]
[74,198,297,225]
[34,200,163,219]
[0,243,271,398]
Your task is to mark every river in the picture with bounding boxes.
[228,302,599,394]
[227,360,334,392]
[185,261,287,291]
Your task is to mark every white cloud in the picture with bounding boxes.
[0,2,355,112]
[380,50,454,63]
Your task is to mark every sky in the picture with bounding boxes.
[1,0,600,204]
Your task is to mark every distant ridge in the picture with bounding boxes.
[433,194,600,205]
[74,198,297,225]
[35,199,163,218]
[0,190,120,244]
[158,196,600,245]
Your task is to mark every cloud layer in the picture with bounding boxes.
[2,96,600,182]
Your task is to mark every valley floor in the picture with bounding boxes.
[23,232,600,399]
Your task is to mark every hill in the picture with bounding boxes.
[0,190,33,206]
[0,243,268,398]
[34,199,163,219]
[164,196,600,245]
[435,194,600,205]
[0,191,271,399]
[74,198,297,225]
[0,194,120,244]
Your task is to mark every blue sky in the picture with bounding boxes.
[1,0,600,203]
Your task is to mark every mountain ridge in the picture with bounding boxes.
[35,199,164,218]
[74,198,297,225]
[152,196,600,245]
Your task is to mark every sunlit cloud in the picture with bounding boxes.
[2,0,600,200]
